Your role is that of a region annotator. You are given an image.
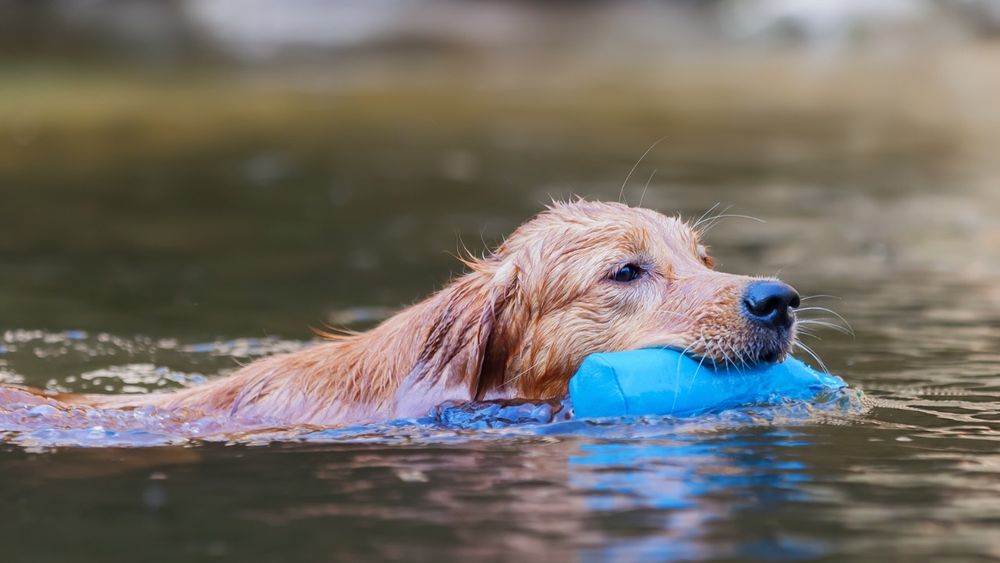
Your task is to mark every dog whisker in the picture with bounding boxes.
[690,202,722,232]
[693,204,734,234]
[796,327,824,341]
[676,341,697,381]
[638,168,657,208]
[619,137,666,205]
[734,343,753,373]
[697,213,767,236]
[794,341,831,375]
[720,345,736,375]
[799,294,842,302]
[674,340,708,413]
[692,203,729,230]
[797,319,852,336]
[722,342,741,373]
[693,203,767,236]
[796,307,854,335]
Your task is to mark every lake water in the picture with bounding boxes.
[1,58,1000,561]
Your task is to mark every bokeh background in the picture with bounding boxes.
[2,0,998,341]
[3,3,1000,561]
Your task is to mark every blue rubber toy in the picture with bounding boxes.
[568,348,846,419]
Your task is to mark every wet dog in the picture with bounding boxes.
[38,200,802,425]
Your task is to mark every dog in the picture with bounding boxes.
[31,200,801,426]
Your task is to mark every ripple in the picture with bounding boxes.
[0,329,870,448]
[0,386,865,449]
[76,364,208,394]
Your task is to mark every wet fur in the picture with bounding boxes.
[43,201,797,425]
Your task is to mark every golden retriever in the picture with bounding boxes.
[18,200,802,426]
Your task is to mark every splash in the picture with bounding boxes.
[0,332,867,449]
[0,387,866,449]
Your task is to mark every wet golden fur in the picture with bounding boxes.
[53,200,797,425]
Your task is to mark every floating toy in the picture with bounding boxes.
[569,348,846,419]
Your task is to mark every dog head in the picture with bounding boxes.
[446,200,801,400]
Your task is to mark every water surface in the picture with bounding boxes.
[2,59,1000,562]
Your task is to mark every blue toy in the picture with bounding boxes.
[569,348,846,419]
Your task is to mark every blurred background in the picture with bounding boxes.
[2,0,999,341]
[4,3,1000,562]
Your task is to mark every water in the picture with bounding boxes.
[3,58,1000,562]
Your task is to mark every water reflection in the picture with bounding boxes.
[570,434,822,561]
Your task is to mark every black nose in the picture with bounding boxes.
[742,281,800,330]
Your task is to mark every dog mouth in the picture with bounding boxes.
[676,349,784,369]
[743,343,789,366]
[681,349,788,371]
[648,328,796,369]
[703,334,794,368]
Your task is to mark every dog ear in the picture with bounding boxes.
[392,259,523,416]
[470,260,525,400]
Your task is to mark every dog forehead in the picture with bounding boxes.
[552,202,693,250]
[643,211,699,254]
[501,201,696,260]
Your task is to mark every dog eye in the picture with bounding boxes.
[610,264,644,282]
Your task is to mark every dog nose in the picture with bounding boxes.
[742,281,800,329]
